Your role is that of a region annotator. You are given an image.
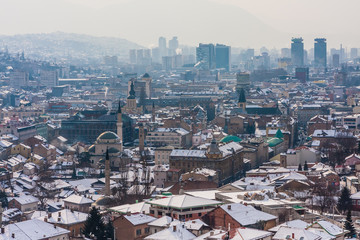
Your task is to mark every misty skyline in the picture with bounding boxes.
[1,0,360,49]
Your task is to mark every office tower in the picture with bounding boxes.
[159,36,167,58]
[314,38,327,68]
[332,54,340,68]
[215,44,231,71]
[351,48,358,59]
[291,38,304,67]
[129,49,137,64]
[136,49,144,65]
[40,70,58,88]
[9,71,28,89]
[174,55,183,68]
[168,37,179,56]
[196,43,216,70]
[303,50,308,65]
[244,49,255,61]
[152,47,161,63]
[162,56,174,71]
[281,48,291,58]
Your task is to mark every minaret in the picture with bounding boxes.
[117,100,123,147]
[139,123,145,155]
[105,148,111,196]
[151,102,155,122]
[238,88,246,112]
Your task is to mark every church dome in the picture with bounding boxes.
[97,131,119,141]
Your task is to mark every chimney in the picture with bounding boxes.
[292,233,295,239]
[227,205,231,210]
[192,221,196,224]
[58,212,61,217]
[11,233,15,238]
[1,227,4,234]
[127,212,131,216]
[210,231,214,236]
[58,217,61,222]
[44,217,48,222]
[142,211,145,214]
[173,226,177,232]
[48,213,51,218]
[280,153,287,168]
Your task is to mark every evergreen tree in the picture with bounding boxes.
[0,191,8,208]
[104,221,115,239]
[344,210,356,238]
[83,206,105,239]
[337,187,352,213]
[298,163,302,171]
[303,161,309,171]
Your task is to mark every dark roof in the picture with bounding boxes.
[97,131,119,140]
[143,73,150,78]
[245,107,281,115]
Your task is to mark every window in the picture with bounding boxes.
[198,213,202,217]
[136,229,141,236]
[145,227,150,234]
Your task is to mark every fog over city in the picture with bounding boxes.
[1,0,360,48]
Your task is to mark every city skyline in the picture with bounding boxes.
[1,0,360,49]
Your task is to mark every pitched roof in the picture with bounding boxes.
[124,213,156,226]
[63,194,93,204]
[220,204,277,226]
[38,209,87,225]
[146,195,221,209]
[0,219,69,240]
[144,223,195,240]
[231,227,273,240]
[272,226,321,240]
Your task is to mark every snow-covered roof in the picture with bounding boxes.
[144,223,195,240]
[110,201,150,214]
[146,195,221,209]
[281,172,308,181]
[124,213,156,226]
[269,219,309,232]
[232,227,273,240]
[220,203,277,226]
[9,195,38,205]
[38,209,87,225]
[273,226,321,240]
[63,194,93,204]
[311,220,343,236]
[0,219,69,240]
[148,216,177,227]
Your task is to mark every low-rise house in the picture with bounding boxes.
[37,209,88,238]
[202,203,277,231]
[272,226,321,240]
[8,195,39,213]
[145,223,195,240]
[63,194,93,213]
[113,213,156,240]
[147,195,222,221]
[229,227,272,240]
[0,219,70,240]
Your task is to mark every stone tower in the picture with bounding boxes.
[238,88,246,112]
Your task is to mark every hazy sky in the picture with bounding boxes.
[1,0,359,49]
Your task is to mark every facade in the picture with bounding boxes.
[40,70,59,88]
[154,146,174,165]
[146,128,191,148]
[147,195,221,221]
[169,140,244,184]
[63,195,93,213]
[196,43,216,70]
[8,195,39,213]
[291,38,304,67]
[314,38,327,68]
[236,72,251,92]
[9,70,28,89]
[113,213,156,240]
[215,44,231,71]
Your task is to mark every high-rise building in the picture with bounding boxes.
[295,67,309,83]
[332,54,340,68]
[196,43,216,70]
[291,38,304,67]
[351,48,358,59]
[168,37,179,56]
[9,71,28,89]
[40,70,58,88]
[215,44,231,71]
[281,48,291,58]
[314,38,327,68]
[129,49,137,64]
[159,37,167,58]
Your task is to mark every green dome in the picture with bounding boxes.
[108,147,120,153]
[267,137,284,147]
[220,135,242,143]
[97,131,119,140]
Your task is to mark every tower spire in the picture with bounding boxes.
[104,147,110,196]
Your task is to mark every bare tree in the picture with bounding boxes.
[312,183,337,214]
